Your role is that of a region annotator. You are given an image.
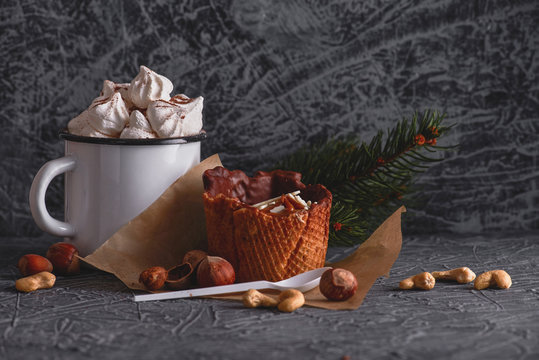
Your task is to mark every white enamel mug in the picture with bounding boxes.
[29,131,206,256]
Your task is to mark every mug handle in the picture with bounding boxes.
[29,155,77,237]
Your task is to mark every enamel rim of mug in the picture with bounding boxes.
[59,129,207,145]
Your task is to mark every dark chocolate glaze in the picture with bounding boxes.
[202,166,331,205]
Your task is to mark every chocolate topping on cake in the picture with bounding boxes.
[202,166,331,206]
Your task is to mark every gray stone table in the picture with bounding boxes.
[1,232,538,360]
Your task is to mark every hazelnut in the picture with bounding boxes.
[182,250,207,271]
[319,268,358,301]
[139,266,167,291]
[165,263,194,290]
[197,256,235,287]
[18,254,53,276]
[46,242,80,275]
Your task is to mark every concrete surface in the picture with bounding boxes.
[1,232,537,360]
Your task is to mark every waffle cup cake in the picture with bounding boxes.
[202,166,332,282]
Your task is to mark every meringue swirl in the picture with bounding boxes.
[128,66,173,109]
[85,92,130,137]
[146,94,203,138]
[120,110,157,139]
[100,80,132,109]
[67,66,203,139]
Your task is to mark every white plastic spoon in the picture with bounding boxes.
[134,266,331,302]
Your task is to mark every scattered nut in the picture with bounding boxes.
[319,268,358,301]
[432,267,476,284]
[277,289,305,312]
[139,266,167,291]
[165,263,194,290]
[399,272,435,290]
[474,270,512,290]
[46,242,80,275]
[197,256,235,287]
[15,271,56,292]
[242,289,278,308]
[18,254,53,276]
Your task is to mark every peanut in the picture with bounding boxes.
[277,289,305,312]
[15,271,56,293]
[399,272,435,290]
[242,289,278,308]
[474,270,511,290]
[432,267,476,284]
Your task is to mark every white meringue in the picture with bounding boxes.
[67,110,115,138]
[68,81,131,138]
[128,66,173,109]
[67,66,204,139]
[99,80,132,109]
[67,110,90,135]
[146,94,203,138]
[79,124,115,138]
[99,80,117,98]
[120,110,157,139]
[85,92,130,137]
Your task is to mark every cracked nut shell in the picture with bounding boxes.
[182,250,208,271]
[166,263,195,290]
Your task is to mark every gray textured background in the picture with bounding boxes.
[1,0,538,237]
[1,233,538,359]
[1,2,539,359]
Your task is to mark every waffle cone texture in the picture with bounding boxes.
[202,166,332,282]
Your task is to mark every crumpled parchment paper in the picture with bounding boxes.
[83,154,405,310]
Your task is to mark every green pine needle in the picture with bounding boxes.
[274,110,456,246]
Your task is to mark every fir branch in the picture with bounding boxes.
[328,201,369,246]
[274,110,455,246]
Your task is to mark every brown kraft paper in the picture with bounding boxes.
[213,206,405,310]
[83,154,405,310]
[82,154,222,289]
